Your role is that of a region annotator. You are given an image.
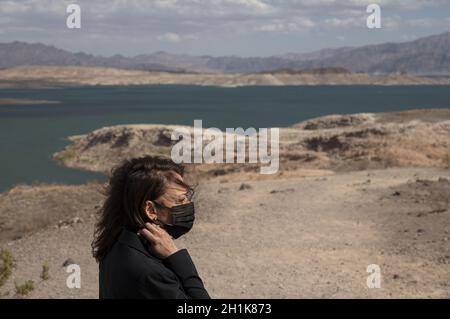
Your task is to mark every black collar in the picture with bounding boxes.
[117,228,161,261]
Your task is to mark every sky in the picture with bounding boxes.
[0,0,449,57]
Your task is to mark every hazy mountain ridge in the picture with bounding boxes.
[0,32,449,74]
[299,32,450,75]
[0,42,187,73]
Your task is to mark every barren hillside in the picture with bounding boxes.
[0,66,449,88]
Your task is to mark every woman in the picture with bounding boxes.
[92,155,210,299]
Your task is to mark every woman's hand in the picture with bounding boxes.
[139,223,179,258]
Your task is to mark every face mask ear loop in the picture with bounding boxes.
[152,202,173,227]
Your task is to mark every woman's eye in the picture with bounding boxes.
[175,197,185,204]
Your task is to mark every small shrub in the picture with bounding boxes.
[15,280,34,296]
[0,250,15,288]
[41,262,50,280]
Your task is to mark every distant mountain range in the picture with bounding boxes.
[1,32,449,75]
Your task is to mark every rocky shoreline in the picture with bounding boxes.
[1,66,450,88]
[54,109,450,177]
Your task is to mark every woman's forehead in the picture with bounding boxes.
[160,180,188,199]
[166,183,187,194]
[155,172,189,202]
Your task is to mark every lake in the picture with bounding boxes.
[1,85,450,192]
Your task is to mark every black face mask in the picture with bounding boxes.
[155,202,195,239]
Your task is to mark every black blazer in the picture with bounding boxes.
[99,228,211,299]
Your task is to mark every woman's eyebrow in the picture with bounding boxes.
[166,185,187,192]
[167,193,186,201]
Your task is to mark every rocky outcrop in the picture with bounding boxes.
[53,109,450,176]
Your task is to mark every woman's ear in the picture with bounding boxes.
[143,200,157,222]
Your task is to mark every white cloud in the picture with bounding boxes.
[157,32,182,43]
[0,1,29,14]
[407,18,436,28]
[254,17,315,32]
[157,32,198,43]
[324,17,362,27]
[383,15,402,29]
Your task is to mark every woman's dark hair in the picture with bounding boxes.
[92,155,191,262]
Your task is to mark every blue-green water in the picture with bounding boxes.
[1,85,450,192]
